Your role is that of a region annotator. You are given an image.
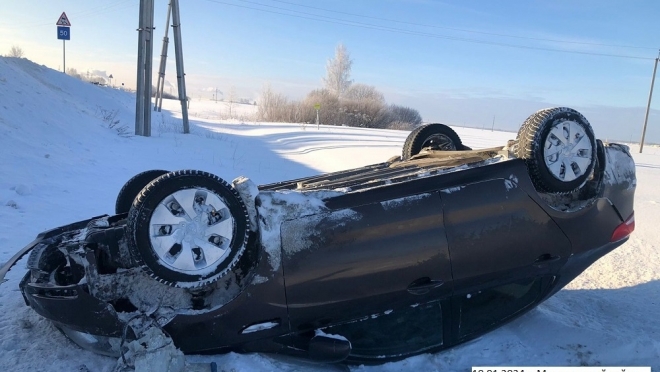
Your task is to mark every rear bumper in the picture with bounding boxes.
[548,237,629,299]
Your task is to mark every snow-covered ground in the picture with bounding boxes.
[0,57,658,371]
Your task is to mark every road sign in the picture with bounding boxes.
[56,12,71,26]
[56,12,71,73]
[57,26,70,40]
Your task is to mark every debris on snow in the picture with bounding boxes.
[114,326,185,372]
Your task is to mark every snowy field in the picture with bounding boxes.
[0,57,659,371]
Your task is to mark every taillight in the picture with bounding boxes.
[611,212,635,242]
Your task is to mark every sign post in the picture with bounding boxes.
[56,12,71,73]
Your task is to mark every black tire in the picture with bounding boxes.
[402,123,466,160]
[126,170,250,288]
[115,169,169,214]
[515,107,597,193]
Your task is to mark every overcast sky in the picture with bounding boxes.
[2,0,660,142]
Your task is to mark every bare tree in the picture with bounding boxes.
[386,104,423,130]
[388,104,422,125]
[304,88,340,124]
[345,84,384,102]
[257,84,289,122]
[66,67,82,79]
[323,43,353,97]
[341,84,386,127]
[7,45,24,58]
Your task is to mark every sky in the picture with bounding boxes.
[2,0,660,142]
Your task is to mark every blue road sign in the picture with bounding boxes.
[57,26,70,40]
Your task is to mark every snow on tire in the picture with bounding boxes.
[515,107,597,193]
[126,170,250,288]
[402,123,467,160]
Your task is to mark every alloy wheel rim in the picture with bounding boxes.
[421,134,457,151]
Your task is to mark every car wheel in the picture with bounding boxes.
[126,170,250,288]
[402,123,467,160]
[515,107,597,193]
[115,169,169,214]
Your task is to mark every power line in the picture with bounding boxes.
[67,0,134,18]
[201,0,655,60]
[267,0,657,51]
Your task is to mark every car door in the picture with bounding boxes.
[280,192,452,358]
[440,176,571,340]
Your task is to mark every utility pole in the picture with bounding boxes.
[640,50,660,153]
[135,1,145,136]
[135,0,154,136]
[144,0,155,136]
[135,0,189,135]
[171,0,190,133]
[154,1,172,112]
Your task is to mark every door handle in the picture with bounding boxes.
[407,277,444,295]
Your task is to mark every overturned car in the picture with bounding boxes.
[1,107,636,363]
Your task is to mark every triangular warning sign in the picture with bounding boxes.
[56,12,71,26]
